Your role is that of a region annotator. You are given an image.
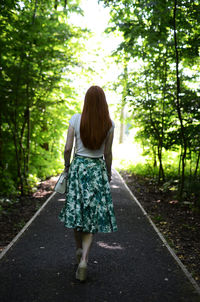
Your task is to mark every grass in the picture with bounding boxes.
[113,141,200,208]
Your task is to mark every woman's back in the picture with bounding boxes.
[69,113,114,158]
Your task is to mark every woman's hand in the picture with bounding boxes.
[64,166,70,173]
[108,172,111,182]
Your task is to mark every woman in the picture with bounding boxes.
[59,85,117,282]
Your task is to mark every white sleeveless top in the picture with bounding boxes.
[69,113,114,158]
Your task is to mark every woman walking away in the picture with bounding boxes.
[59,85,117,282]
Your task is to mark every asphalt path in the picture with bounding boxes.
[0,170,200,302]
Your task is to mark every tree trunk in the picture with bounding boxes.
[148,104,165,182]
[54,0,58,10]
[159,53,168,183]
[25,82,31,180]
[12,126,24,196]
[26,107,30,176]
[119,62,128,144]
[194,149,200,177]
[153,147,157,174]
[173,0,187,199]
[32,0,38,24]
[158,144,165,183]
[0,112,3,168]
[11,58,24,195]
[144,66,165,182]
[189,149,192,179]
[119,106,124,144]
[178,149,182,178]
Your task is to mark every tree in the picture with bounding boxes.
[0,0,86,196]
[100,0,200,197]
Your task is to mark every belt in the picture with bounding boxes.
[75,154,103,159]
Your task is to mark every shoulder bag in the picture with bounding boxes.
[54,114,79,194]
[54,172,67,194]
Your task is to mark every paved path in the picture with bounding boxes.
[0,170,200,302]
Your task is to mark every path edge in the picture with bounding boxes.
[0,191,56,261]
[114,169,200,296]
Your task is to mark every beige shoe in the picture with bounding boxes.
[76,260,87,281]
[76,248,82,264]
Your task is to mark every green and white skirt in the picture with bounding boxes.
[58,155,117,233]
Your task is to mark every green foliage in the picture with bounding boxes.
[0,0,86,196]
[117,150,200,208]
[100,0,200,199]
[26,174,40,192]
[0,168,18,196]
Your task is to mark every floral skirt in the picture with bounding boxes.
[58,155,117,233]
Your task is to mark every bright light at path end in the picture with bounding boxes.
[69,0,123,96]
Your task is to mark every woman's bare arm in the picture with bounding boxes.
[104,130,114,182]
[64,125,75,171]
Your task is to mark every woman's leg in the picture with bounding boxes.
[73,229,82,249]
[76,232,93,281]
[73,230,93,263]
[81,232,93,262]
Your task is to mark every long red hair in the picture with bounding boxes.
[80,86,112,150]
